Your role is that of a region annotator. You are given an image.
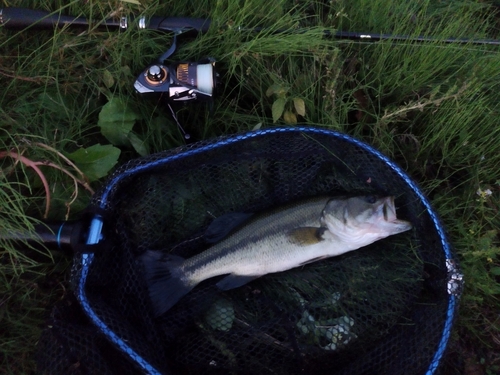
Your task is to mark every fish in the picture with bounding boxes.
[141,195,412,316]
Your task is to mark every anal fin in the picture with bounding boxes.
[216,274,261,291]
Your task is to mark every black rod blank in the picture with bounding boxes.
[2,7,500,46]
[0,7,112,29]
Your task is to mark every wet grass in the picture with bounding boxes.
[1,0,499,373]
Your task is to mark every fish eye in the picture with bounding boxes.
[364,195,377,204]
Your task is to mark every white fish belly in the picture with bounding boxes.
[189,233,343,283]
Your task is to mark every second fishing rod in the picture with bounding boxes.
[3,6,500,45]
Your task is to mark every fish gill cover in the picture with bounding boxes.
[36,127,460,375]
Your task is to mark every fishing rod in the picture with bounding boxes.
[4,7,500,101]
[4,6,500,102]
[2,7,500,46]
[4,7,500,104]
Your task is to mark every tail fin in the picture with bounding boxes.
[140,250,195,316]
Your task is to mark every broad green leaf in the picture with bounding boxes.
[491,267,500,276]
[283,110,297,124]
[272,98,286,123]
[67,144,121,182]
[293,97,306,117]
[98,97,140,146]
[128,132,149,156]
[266,84,288,98]
[102,70,115,88]
[266,84,281,97]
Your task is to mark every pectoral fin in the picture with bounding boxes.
[288,227,326,246]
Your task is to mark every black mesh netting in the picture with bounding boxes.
[35,127,461,375]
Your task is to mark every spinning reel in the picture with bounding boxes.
[133,33,218,139]
[134,58,216,102]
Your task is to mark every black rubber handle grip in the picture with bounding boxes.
[1,221,85,253]
[151,16,211,34]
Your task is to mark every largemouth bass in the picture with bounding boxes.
[141,196,412,316]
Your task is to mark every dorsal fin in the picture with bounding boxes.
[204,212,254,243]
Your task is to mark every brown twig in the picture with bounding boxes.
[0,150,52,218]
[32,142,86,180]
[0,143,95,218]
[65,179,79,221]
[380,82,469,122]
[30,143,95,195]
[0,69,55,84]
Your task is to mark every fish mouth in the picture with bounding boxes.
[383,196,397,221]
[382,196,412,232]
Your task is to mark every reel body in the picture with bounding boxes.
[134,58,216,102]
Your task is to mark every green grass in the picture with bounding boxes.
[1,0,500,373]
